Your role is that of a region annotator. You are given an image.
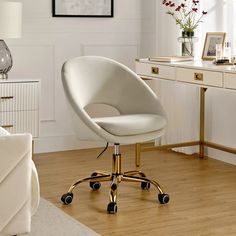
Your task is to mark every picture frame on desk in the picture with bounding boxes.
[52,0,113,17]
[202,32,226,60]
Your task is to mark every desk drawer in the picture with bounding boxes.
[135,62,175,80]
[0,110,39,137]
[176,68,223,87]
[224,73,236,89]
[0,82,39,112]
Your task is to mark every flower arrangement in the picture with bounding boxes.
[162,0,207,33]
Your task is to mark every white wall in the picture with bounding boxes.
[6,0,156,153]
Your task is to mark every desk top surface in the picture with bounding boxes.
[137,58,236,73]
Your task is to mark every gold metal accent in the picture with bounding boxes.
[124,170,146,177]
[92,170,111,176]
[151,67,159,75]
[68,174,112,193]
[204,141,236,155]
[122,175,163,194]
[1,125,13,128]
[141,77,152,81]
[109,176,119,203]
[112,154,121,174]
[135,143,141,167]
[140,141,199,152]
[0,96,14,100]
[134,141,199,168]
[194,73,203,81]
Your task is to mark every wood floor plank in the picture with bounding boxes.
[34,145,236,236]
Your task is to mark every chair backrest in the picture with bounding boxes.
[61,56,166,140]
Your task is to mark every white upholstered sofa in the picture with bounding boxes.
[0,128,40,236]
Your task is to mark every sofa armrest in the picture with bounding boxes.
[31,160,40,216]
[0,133,32,235]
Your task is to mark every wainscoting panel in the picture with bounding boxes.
[82,44,139,70]
[9,45,55,122]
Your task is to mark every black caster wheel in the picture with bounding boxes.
[90,172,101,190]
[158,193,170,204]
[141,181,151,190]
[90,181,101,190]
[61,192,73,205]
[107,202,118,214]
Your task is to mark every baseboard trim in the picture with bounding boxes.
[208,148,236,165]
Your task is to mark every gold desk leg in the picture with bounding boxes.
[199,87,207,158]
[135,143,141,168]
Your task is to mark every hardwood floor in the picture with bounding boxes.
[34,145,236,236]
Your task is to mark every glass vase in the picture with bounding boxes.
[178,31,198,57]
[0,40,12,79]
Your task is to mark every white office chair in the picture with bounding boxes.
[61,56,169,214]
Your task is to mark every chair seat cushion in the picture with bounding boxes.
[92,114,167,136]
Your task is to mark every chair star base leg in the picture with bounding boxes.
[61,144,169,213]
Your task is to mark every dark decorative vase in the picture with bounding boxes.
[178,31,198,57]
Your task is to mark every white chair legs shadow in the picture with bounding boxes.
[61,143,169,214]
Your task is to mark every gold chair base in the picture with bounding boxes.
[68,170,164,201]
[62,147,169,213]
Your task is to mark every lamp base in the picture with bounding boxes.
[0,73,8,79]
[0,40,12,79]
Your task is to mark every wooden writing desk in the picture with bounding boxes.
[135,58,236,167]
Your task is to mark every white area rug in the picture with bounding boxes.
[21,198,100,236]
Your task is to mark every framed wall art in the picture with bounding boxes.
[52,0,114,17]
[202,32,226,60]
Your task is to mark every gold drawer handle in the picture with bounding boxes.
[1,96,14,100]
[1,125,13,128]
[151,67,159,75]
[194,73,203,81]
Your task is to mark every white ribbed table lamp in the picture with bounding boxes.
[0,1,22,79]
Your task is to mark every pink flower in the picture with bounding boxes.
[162,0,208,32]
[175,6,181,11]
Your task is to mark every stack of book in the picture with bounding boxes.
[148,56,194,63]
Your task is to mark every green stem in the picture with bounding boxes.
[192,14,204,30]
